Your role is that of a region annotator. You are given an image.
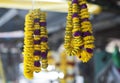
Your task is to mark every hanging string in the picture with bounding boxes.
[32,0,35,10]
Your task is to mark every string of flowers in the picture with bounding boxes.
[72,0,83,56]
[23,11,34,79]
[78,0,95,62]
[33,9,41,73]
[64,2,73,56]
[64,0,95,63]
[23,9,49,79]
[40,12,48,69]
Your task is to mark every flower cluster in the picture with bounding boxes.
[64,0,95,63]
[40,12,48,69]
[23,9,49,79]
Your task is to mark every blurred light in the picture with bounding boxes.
[36,0,65,2]
[0,0,101,14]
[76,76,84,83]
[32,78,49,83]
[117,1,120,6]
[34,71,59,80]
[47,65,55,71]
[53,81,59,83]
[67,66,75,75]
[0,31,24,38]
[67,56,74,62]
[48,71,59,80]
[88,3,101,14]
[19,79,27,83]
[106,39,120,53]
[58,72,64,79]
[19,63,24,72]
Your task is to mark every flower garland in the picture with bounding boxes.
[78,0,95,62]
[23,9,49,79]
[40,12,48,69]
[33,9,41,73]
[23,11,34,79]
[64,2,73,56]
[64,0,94,63]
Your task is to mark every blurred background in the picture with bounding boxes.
[0,0,120,83]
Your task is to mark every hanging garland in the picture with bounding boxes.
[64,0,95,63]
[23,11,34,79]
[23,9,49,79]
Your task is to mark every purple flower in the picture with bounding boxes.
[86,48,93,53]
[82,31,91,37]
[41,51,48,59]
[72,0,78,3]
[40,22,46,26]
[80,4,87,9]
[41,37,48,42]
[73,31,82,36]
[34,50,41,56]
[81,18,89,22]
[34,40,41,44]
[34,29,40,35]
[80,45,84,49]
[72,13,78,18]
[34,61,40,67]
[34,18,40,23]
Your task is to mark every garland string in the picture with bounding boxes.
[64,0,95,63]
[23,9,49,79]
